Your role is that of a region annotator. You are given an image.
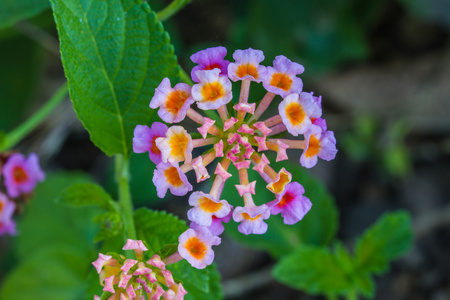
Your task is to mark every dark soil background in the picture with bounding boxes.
[1,0,450,299]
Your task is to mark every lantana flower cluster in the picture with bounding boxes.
[134,47,337,269]
[0,152,45,235]
[93,239,187,300]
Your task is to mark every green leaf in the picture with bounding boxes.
[133,208,223,300]
[224,159,338,257]
[0,0,50,29]
[355,211,413,274]
[58,182,113,208]
[50,0,180,156]
[156,244,179,259]
[273,244,353,296]
[92,210,122,242]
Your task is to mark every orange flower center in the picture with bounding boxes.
[201,82,224,102]
[185,237,207,260]
[169,133,189,160]
[267,171,291,194]
[203,63,222,71]
[164,166,183,187]
[242,213,261,221]
[277,191,295,208]
[166,91,189,114]
[285,102,305,126]
[270,73,292,91]
[0,201,3,213]
[13,167,28,183]
[151,136,161,155]
[305,135,321,158]
[199,197,222,213]
[236,63,258,79]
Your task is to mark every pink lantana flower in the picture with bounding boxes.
[233,204,271,235]
[191,69,233,110]
[187,191,231,227]
[93,240,187,300]
[279,92,322,136]
[300,124,338,168]
[228,48,266,82]
[149,78,194,123]
[152,162,192,198]
[2,153,45,198]
[178,227,221,269]
[190,46,230,82]
[136,46,337,268]
[0,193,16,235]
[156,126,193,164]
[268,182,312,225]
[133,122,168,165]
[263,55,304,98]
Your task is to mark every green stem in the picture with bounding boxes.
[157,0,191,22]
[115,154,136,241]
[1,83,68,151]
[346,289,358,300]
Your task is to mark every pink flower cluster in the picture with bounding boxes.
[0,152,45,235]
[93,239,187,300]
[134,46,337,269]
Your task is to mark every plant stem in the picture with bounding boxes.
[1,83,68,151]
[157,0,191,22]
[346,289,358,300]
[115,154,136,241]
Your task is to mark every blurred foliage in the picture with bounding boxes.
[397,0,450,31]
[341,116,412,178]
[0,172,101,300]
[0,36,42,132]
[273,211,413,299]
[0,0,50,30]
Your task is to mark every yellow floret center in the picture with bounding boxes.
[164,166,183,187]
[285,102,305,126]
[201,82,224,102]
[166,90,189,114]
[199,197,222,213]
[169,133,189,160]
[236,63,258,79]
[305,135,321,158]
[270,73,292,91]
[13,167,28,183]
[185,237,207,260]
[267,171,291,194]
[242,213,261,221]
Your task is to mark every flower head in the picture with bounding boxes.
[93,240,187,300]
[137,46,337,268]
[0,193,16,235]
[2,153,45,198]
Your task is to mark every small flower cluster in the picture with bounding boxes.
[93,239,187,300]
[0,152,45,235]
[134,46,337,269]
